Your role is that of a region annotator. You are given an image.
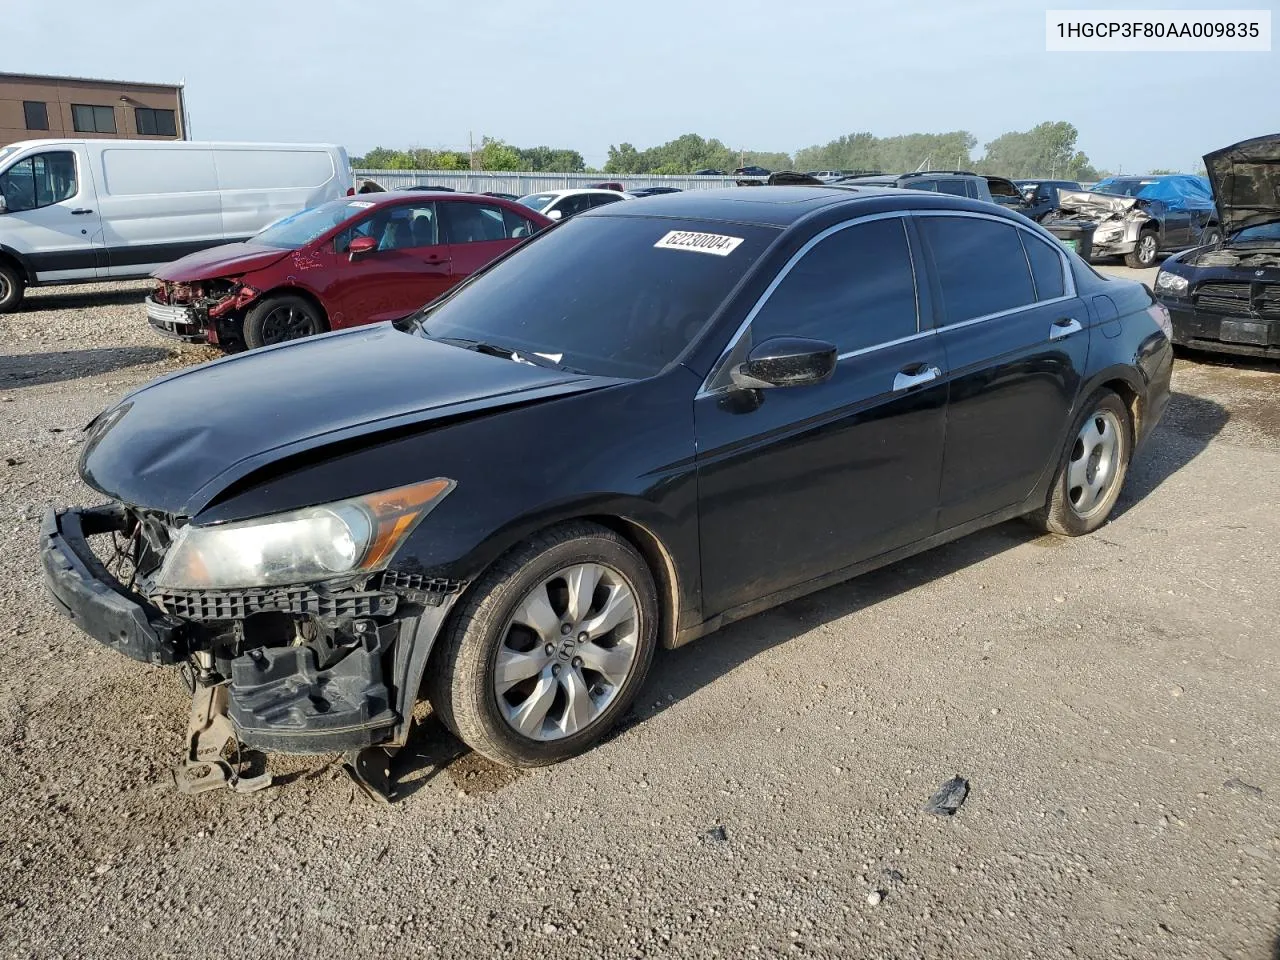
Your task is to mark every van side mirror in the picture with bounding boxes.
[348,235,377,259]
[731,337,837,390]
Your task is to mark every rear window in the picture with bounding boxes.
[418,216,779,378]
[215,149,334,190]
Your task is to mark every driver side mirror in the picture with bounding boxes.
[0,195,7,214]
[348,235,377,259]
[546,209,563,221]
[731,337,837,390]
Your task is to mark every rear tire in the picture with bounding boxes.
[243,294,327,349]
[428,522,659,768]
[1027,390,1133,537]
[1124,229,1159,269]
[0,262,25,313]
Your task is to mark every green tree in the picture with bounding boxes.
[518,146,587,172]
[978,121,1098,180]
[604,142,644,174]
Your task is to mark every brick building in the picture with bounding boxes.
[0,72,186,149]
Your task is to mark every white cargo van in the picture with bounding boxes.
[0,139,351,311]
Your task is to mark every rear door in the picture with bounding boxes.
[695,214,949,616]
[919,213,1089,529]
[0,146,105,281]
[330,200,453,325]
[439,199,539,282]
[1153,198,1193,249]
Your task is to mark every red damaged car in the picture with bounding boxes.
[146,192,552,350]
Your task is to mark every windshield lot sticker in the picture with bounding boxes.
[347,201,375,208]
[654,230,744,256]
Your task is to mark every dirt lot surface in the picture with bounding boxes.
[2,271,1278,959]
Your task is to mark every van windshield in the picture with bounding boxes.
[252,199,364,249]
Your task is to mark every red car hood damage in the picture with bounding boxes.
[154,242,292,282]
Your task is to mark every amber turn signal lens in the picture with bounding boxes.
[357,478,454,570]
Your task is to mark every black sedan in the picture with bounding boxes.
[42,186,1173,796]
[1154,134,1280,358]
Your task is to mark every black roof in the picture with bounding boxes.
[584,185,1017,229]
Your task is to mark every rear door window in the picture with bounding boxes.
[918,216,1036,324]
[935,179,969,197]
[749,217,920,352]
[1021,232,1067,300]
[440,201,528,243]
[589,193,624,208]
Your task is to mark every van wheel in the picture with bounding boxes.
[428,521,659,768]
[1026,390,1133,537]
[244,295,327,349]
[1124,229,1159,268]
[0,262,25,313]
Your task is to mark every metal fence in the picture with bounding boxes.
[353,169,744,194]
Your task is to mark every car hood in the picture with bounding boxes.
[79,325,615,517]
[153,242,292,282]
[1056,190,1141,218]
[1204,134,1280,237]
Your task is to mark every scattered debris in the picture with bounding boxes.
[882,868,905,884]
[866,890,883,906]
[3,457,22,467]
[702,825,729,843]
[923,776,970,817]
[48,427,63,434]
[1224,777,1263,797]
[541,922,559,935]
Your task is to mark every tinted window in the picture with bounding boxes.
[0,152,77,212]
[135,107,178,137]
[750,217,918,352]
[418,217,778,378]
[919,216,1035,324]
[441,201,524,244]
[903,179,937,192]
[1022,233,1066,300]
[935,180,968,197]
[501,207,537,238]
[554,194,594,219]
[965,180,980,199]
[590,193,624,208]
[71,104,116,134]
[23,101,48,131]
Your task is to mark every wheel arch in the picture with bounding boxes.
[0,245,32,284]
[253,284,330,328]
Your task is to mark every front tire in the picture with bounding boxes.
[1027,390,1133,537]
[1124,229,1159,269]
[428,522,659,767]
[243,294,327,349]
[0,262,25,313]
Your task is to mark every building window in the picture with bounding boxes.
[71,104,117,134]
[23,101,49,131]
[134,107,177,137]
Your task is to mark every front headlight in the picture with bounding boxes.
[1094,225,1124,241]
[1155,270,1189,295]
[154,478,454,590]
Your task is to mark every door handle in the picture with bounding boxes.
[1049,318,1083,340]
[892,365,941,392]
[71,208,94,215]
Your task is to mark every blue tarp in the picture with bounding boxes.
[1091,174,1214,212]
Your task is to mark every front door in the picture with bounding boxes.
[0,148,105,281]
[695,215,949,618]
[915,213,1090,529]
[330,200,454,327]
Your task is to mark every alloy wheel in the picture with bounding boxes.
[1138,234,1157,264]
[0,273,10,304]
[493,562,640,742]
[260,305,316,343]
[1067,408,1123,518]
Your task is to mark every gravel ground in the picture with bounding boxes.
[2,274,1279,959]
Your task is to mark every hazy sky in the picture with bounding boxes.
[9,0,1277,172]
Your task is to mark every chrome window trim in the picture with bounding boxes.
[697,211,919,398]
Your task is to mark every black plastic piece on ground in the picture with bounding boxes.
[227,628,398,754]
[923,775,970,817]
[343,746,399,803]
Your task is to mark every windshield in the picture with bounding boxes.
[517,193,556,212]
[252,199,367,249]
[417,215,779,378]
[1233,222,1280,242]
[1092,179,1158,198]
[0,146,18,168]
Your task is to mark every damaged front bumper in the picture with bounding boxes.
[40,505,464,769]
[145,297,208,344]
